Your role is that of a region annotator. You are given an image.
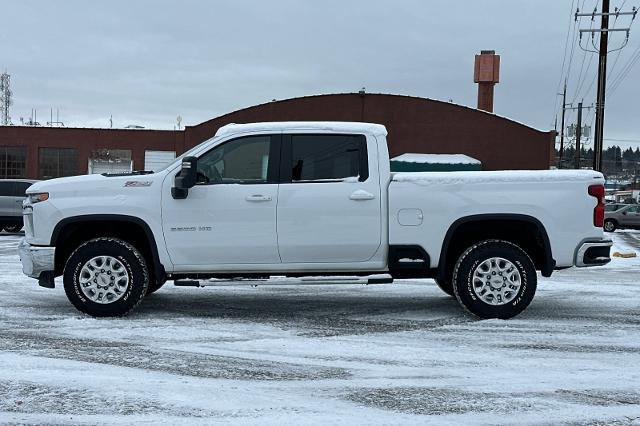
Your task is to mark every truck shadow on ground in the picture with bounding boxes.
[18,283,623,333]
[135,290,473,335]
[130,286,632,334]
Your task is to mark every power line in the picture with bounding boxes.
[556,0,579,94]
[572,48,595,102]
[575,0,638,171]
[553,0,579,124]
[572,0,596,103]
[609,42,640,93]
[604,137,640,142]
[606,0,629,77]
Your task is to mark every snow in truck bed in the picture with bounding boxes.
[391,153,480,165]
[392,169,603,185]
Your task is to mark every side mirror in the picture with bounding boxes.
[172,156,198,199]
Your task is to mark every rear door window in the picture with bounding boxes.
[286,134,368,182]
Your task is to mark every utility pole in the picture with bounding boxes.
[576,1,637,171]
[575,102,583,169]
[564,103,593,169]
[593,0,609,172]
[558,79,568,168]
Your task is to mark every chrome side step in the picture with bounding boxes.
[174,274,393,287]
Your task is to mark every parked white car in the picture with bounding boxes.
[19,122,611,319]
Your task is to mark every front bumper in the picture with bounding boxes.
[575,239,613,267]
[18,238,55,282]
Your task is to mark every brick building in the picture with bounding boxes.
[0,93,555,180]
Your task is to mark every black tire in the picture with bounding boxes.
[434,278,454,297]
[63,238,149,317]
[146,278,167,295]
[4,222,23,233]
[604,219,617,233]
[452,239,537,319]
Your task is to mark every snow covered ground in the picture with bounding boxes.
[1,231,640,425]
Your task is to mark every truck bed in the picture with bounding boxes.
[388,169,605,269]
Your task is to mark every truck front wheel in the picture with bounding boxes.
[63,238,149,317]
[452,240,537,319]
[434,278,454,297]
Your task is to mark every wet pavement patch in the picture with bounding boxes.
[342,387,544,415]
[342,387,640,416]
[554,389,640,407]
[0,380,212,417]
[499,343,640,354]
[0,330,350,381]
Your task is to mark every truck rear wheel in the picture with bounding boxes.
[63,238,149,317]
[146,278,167,295]
[452,240,537,319]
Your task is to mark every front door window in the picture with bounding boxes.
[196,136,273,185]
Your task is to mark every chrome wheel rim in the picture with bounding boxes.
[604,221,614,231]
[472,257,521,306]
[79,256,130,304]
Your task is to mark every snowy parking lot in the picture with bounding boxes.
[1,232,640,425]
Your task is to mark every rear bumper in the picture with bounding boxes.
[574,239,612,267]
[18,238,55,279]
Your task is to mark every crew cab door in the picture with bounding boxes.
[276,133,381,263]
[161,134,281,267]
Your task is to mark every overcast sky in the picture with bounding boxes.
[3,0,639,149]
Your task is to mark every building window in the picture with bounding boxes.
[39,148,79,179]
[0,146,27,178]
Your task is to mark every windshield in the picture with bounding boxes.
[156,135,222,173]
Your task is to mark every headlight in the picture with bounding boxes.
[28,193,49,204]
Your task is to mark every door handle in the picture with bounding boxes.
[349,190,375,201]
[245,194,272,202]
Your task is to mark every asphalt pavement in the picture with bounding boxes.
[1,232,639,425]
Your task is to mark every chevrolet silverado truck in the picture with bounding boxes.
[19,122,612,319]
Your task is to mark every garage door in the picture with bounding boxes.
[88,159,133,175]
[145,150,176,172]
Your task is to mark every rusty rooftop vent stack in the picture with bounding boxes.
[474,50,500,113]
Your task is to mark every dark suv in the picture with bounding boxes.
[0,179,38,233]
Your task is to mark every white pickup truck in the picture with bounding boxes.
[19,122,611,319]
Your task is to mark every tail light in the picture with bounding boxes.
[588,184,605,228]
